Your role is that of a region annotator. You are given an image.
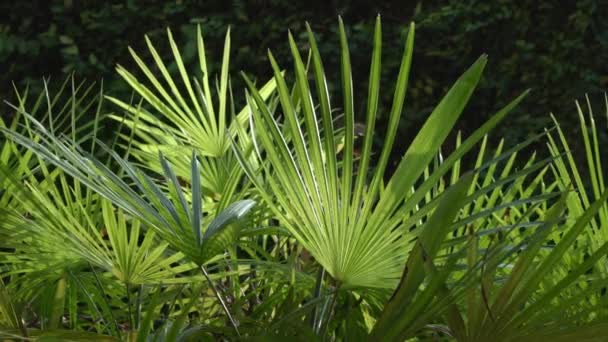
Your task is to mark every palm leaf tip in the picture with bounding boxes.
[204,199,256,241]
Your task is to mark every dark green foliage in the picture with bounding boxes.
[1,1,606,156]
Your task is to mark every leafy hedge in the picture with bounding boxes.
[1,0,607,156]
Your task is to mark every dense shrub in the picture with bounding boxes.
[1,1,606,156]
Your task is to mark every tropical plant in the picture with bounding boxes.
[548,95,608,256]
[1,16,607,342]
[234,16,533,290]
[105,25,277,206]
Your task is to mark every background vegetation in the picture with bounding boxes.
[2,0,607,157]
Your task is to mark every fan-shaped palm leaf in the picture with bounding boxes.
[105,26,277,206]
[233,17,530,289]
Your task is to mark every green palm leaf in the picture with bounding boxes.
[233,17,528,289]
[105,26,277,204]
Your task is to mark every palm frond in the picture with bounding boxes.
[234,17,529,289]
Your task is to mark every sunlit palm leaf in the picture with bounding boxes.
[105,26,277,205]
[2,117,255,267]
[234,17,529,289]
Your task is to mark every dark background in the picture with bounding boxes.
[1,0,607,165]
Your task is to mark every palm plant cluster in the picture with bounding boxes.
[1,17,607,341]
